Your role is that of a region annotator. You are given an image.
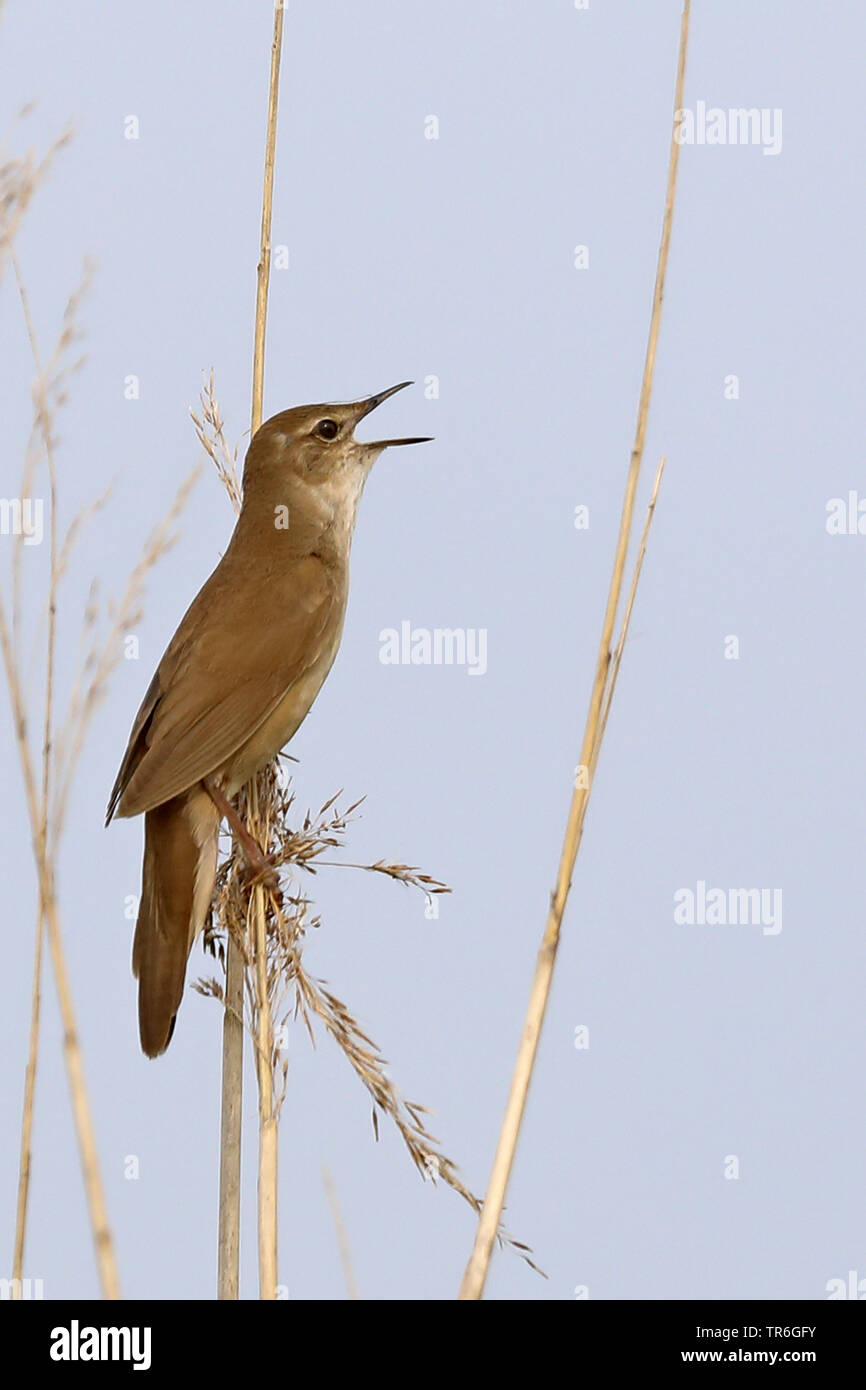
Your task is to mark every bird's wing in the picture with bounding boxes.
[107,552,337,820]
[105,666,163,823]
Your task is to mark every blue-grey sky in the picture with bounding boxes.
[2,0,865,1301]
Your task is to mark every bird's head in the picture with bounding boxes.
[244,381,432,491]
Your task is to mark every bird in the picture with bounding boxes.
[107,382,431,1057]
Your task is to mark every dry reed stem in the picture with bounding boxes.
[207,387,245,1298]
[458,2,690,1301]
[216,950,244,1299]
[251,0,284,1303]
[593,458,667,775]
[251,0,284,1302]
[192,372,247,1298]
[192,371,247,1300]
[251,2,284,437]
[251,792,278,1301]
[200,375,246,1300]
[216,0,285,1302]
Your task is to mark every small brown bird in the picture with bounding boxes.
[107,383,430,1057]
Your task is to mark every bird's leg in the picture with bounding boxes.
[203,777,281,893]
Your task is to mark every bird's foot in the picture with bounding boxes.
[204,776,282,902]
[241,850,283,902]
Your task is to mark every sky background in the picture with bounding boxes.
[2,0,865,1301]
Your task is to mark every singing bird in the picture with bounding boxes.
[107,383,430,1057]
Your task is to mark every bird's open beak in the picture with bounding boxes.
[355,381,433,449]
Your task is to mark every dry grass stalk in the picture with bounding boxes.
[190,371,243,517]
[195,768,538,1276]
[458,2,691,1301]
[593,457,666,772]
[192,375,245,1297]
[249,0,285,1302]
[250,787,278,1302]
[214,0,285,1301]
[3,119,199,1298]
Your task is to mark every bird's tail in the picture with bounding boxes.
[133,789,219,1057]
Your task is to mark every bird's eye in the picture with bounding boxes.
[315,419,339,440]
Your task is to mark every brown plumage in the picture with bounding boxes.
[107,384,430,1056]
